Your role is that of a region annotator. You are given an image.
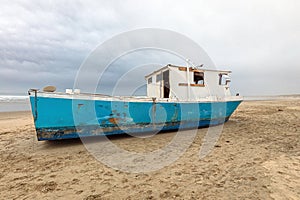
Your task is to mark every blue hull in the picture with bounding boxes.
[29,96,242,140]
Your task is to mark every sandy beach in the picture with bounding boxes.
[0,99,299,199]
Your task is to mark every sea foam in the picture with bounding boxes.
[0,95,29,103]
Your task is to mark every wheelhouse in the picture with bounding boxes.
[145,64,232,101]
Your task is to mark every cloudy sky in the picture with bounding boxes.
[0,0,299,96]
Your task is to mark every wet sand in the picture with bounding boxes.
[0,99,299,199]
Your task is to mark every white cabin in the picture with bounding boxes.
[145,64,233,101]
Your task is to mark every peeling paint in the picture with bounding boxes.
[36,117,230,141]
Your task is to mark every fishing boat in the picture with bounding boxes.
[28,64,242,141]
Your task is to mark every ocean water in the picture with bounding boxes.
[0,94,299,112]
[0,95,30,112]
[243,95,300,101]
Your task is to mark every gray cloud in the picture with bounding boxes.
[0,0,299,95]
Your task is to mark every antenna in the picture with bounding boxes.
[196,64,204,69]
[186,58,203,69]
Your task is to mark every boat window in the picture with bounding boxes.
[156,73,162,82]
[194,72,204,84]
[219,74,230,85]
[148,77,152,84]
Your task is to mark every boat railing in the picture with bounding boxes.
[28,90,243,103]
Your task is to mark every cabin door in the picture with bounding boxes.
[163,70,170,98]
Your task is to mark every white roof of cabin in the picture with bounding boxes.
[144,64,231,79]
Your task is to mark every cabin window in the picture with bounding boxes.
[148,77,152,84]
[156,73,162,82]
[219,74,230,85]
[194,72,204,84]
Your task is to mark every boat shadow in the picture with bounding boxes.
[42,134,132,147]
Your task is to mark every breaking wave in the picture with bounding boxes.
[0,95,29,103]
